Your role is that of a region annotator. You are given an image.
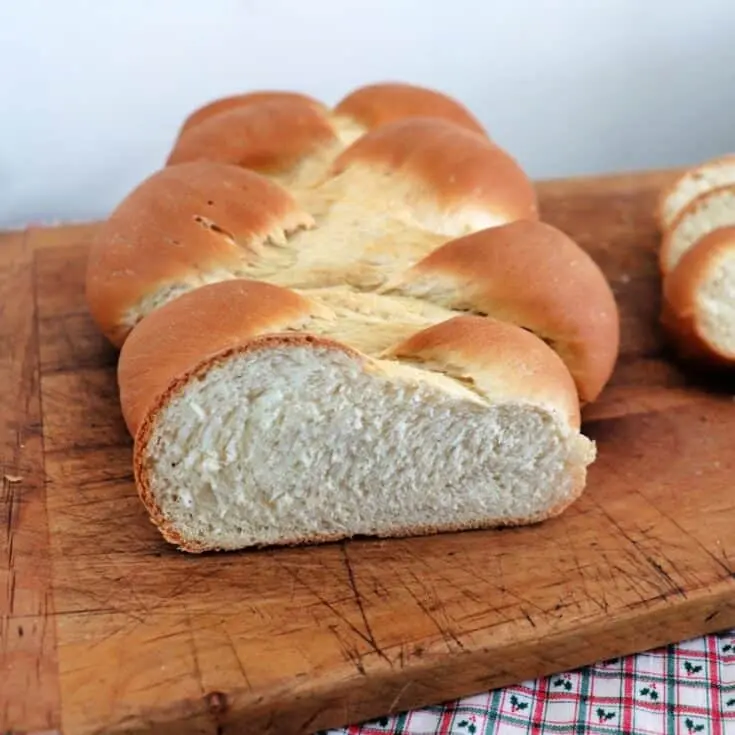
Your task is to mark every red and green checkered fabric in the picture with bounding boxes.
[328,631,735,735]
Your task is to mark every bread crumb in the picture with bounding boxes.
[4,475,22,483]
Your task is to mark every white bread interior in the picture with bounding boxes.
[696,248,735,357]
[141,343,594,551]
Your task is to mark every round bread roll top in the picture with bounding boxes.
[166,98,340,181]
[177,90,327,137]
[661,226,735,368]
[86,162,314,347]
[383,219,619,403]
[334,81,487,138]
[329,117,538,236]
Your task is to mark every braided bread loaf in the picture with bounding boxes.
[86,82,619,552]
[118,280,595,552]
[657,158,735,368]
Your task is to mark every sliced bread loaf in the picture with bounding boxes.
[87,81,619,552]
[118,279,595,552]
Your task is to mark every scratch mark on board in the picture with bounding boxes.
[274,553,390,667]
[185,604,205,698]
[404,568,467,652]
[341,543,393,668]
[224,626,253,691]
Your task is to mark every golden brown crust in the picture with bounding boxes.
[166,98,339,174]
[389,314,582,429]
[177,91,327,136]
[85,162,314,347]
[331,118,538,223]
[118,279,318,436]
[391,220,619,403]
[661,227,735,368]
[153,490,584,554]
[334,81,487,137]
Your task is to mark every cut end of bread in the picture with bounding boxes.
[135,339,594,552]
[694,247,735,360]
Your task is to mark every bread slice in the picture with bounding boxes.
[119,279,595,552]
[657,154,735,230]
[660,184,735,274]
[661,226,735,368]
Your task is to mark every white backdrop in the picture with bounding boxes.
[1,0,734,227]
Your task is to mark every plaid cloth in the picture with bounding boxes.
[326,631,735,735]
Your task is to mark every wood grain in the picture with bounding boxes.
[2,168,735,735]
[0,230,59,732]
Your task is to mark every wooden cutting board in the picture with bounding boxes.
[2,168,735,735]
